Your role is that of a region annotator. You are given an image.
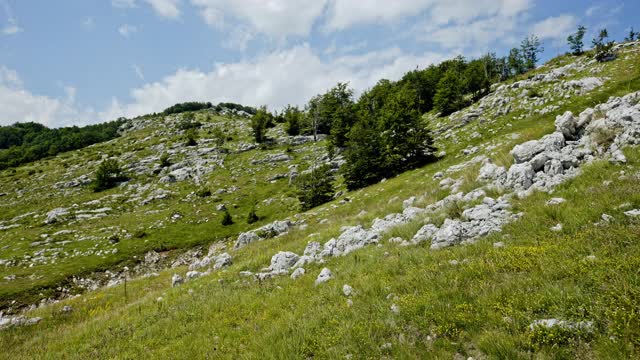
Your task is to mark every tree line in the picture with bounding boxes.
[163,101,257,116]
[0,120,125,170]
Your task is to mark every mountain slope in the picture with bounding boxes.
[1,42,640,358]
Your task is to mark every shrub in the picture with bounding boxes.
[296,164,335,211]
[195,188,211,198]
[221,209,233,226]
[92,159,128,192]
[185,129,198,146]
[247,205,259,224]
[159,153,171,168]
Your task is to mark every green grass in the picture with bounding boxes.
[1,43,640,358]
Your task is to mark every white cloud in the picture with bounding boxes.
[143,0,181,19]
[0,67,100,127]
[132,64,145,80]
[191,0,327,39]
[118,24,138,37]
[112,0,137,8]
[104,44,450,119]
[532,15,577,41]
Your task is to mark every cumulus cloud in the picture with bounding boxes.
[111,0,137,8]
[532,15,577,41]
[191,0,327,40]
[105,44,450,119]
[0,66,100,127]
[143,0,181,19]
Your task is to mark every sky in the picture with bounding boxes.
[0,0,637,128]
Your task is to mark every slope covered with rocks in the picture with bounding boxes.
[1,41,640,358]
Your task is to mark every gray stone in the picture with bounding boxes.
[290,267,305,280]
[431,219,465,249]
[511,140,544,163]
[555,111,579,140]
[171,274,184,287]
[315,268,333,285]
[213,253,232,270]
[411,224,439,244]
[343,284,354,297]
[269,252,300,272]
[505,163,535,190]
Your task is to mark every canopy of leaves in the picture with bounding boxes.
[0,119,125,170]
[296,164,336,211]
[163,102,213,115]
[92,159,128,192]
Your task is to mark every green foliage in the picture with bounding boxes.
[306,83,357,148]
[567,25,587,55]
[296,164,335,210]
[625,27,639,42]
[195,188,211,198]
[521,34,544,71]
[247,205,259,224]
[0,120,125,170]
[593,28,616,63]
[251,107,273,143]
[159,153,171,168]
[221,209,233,226]
[185,129,198,146]
[209,127,225,148]
[528,324,593,349]
[214,102,257,115]
[434,68,466,115]
[163,102,212,115]
[283,105,303,136]
[92,159,128,192]
[507,48,526,77]
[344,82,437,190]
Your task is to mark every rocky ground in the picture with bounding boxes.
[1,41,640,358]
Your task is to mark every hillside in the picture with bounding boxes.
[1,41,640,358]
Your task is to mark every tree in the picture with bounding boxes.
[251,106,272,143]
[210,127,225,148]
[625,27,638,42]
[307,83,357,148]
[567,25,587,55]
[507,48,526,76]
[377,85,437,172]
[296,164,335,210]
[92,159,128,192]
[520,34,544,71]
[434,68,466,116]
[343,117,386,190]
[283,105,303,136]
[592,28,616,62]
[464,59,491,100]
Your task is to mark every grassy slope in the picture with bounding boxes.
[1,46,640,358]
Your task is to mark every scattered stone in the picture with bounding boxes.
[529,319,594,332]
[315,268,333,285]
[342,284,354,297]
[269,252,300,273]
[290,268,305,280]
[546,198,566,206]
[186,271,202,280]
[551,223,563,232]
[171,274,184,287]
[624,209,640,218]
[390,304,400,314]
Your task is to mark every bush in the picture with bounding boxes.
[221,209,233,226]
[185,129,198,146]
[159,153,171,168]
[296,164,335,211]
[247,205,259,224]
[92,159,128,192]
[195,188,211,198]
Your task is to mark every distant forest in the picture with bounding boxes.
[0,120,125,170]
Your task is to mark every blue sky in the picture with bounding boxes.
[0,0,637,127]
